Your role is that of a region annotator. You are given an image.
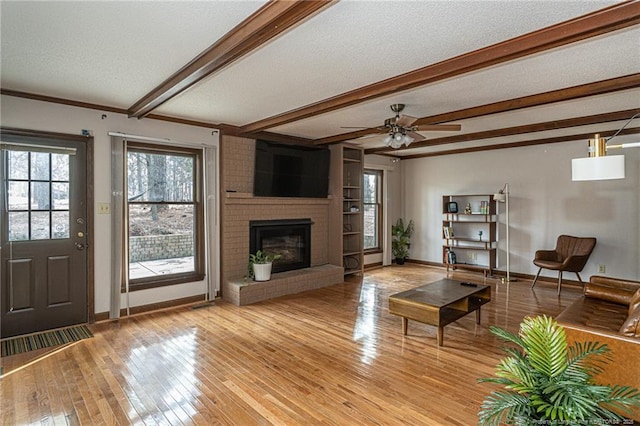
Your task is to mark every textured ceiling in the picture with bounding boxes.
[1,0,639,157]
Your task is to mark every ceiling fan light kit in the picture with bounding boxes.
[382,104,422,149]
[341,103,461,149]
[383,132,414,149]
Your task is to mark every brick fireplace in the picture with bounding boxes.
[221,136,343,305]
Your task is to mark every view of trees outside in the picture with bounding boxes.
[127,150,196,277]
[6,149,70,241]
[363,170,380,250]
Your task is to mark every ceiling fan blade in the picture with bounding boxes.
[407,131,426,142]
[414,124,462,132]
[395,114,418,127]
[340,126,388,135]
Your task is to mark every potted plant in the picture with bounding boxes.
[248,250,282,281]
[478,315,640,425]
[392,218,414,265]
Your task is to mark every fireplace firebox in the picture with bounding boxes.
[249,219,312,274]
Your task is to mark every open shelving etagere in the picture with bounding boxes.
[442,194,497,276]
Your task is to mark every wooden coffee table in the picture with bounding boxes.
[388,279,491,346]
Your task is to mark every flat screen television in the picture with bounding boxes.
[253,140,330,198]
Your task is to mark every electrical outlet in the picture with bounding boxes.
[598,264,606,273]
[97,202,111,214]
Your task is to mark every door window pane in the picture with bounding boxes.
[8,181,28,210]
[52,211,70,239]
[51,153,69,181]
[31,152,50,180]
[8,151,28,179]
[31,181,50,210]
[52,182,69,210]
[31,212,51,240]
[8,212,29,241]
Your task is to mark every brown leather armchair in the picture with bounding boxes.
[530,235,596,295]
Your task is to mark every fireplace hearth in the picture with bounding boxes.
[249,219,312,274]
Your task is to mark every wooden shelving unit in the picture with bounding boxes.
[442,194,496,276]
[329,144,364,276]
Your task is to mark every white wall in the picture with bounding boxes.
[1,95,220,314]
[401,141,640,281]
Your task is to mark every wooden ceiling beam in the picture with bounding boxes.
[0,88,314,144]
[127,0,335,119]
[241,1,640,134]
[397,127,640,160]
[320,74,640,146]
[365,108,640,155]
[412,74,640,127]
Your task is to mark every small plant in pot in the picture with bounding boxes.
[392,218,414,265]
[478,315,640,425]
[248,250,282,282]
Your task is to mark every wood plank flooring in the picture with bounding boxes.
[1,265,583,425]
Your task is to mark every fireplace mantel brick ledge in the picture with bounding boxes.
[225,264,344,306]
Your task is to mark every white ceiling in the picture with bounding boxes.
[1,1,639,157]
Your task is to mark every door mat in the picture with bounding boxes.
[1,325,93,357]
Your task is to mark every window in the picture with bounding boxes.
[363,169,382,252]
[5,147,72,241]
[126,143,204,289]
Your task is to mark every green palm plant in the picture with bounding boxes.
[478,315,640,425]
[391,218,414,264]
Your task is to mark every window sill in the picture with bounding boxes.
[122,273,205,292]
[364,249,383,255]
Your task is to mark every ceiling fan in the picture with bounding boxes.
[343,104,461,149]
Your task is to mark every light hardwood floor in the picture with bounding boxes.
[1,265,582,425]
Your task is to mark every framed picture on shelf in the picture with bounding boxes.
[443,226,453,238]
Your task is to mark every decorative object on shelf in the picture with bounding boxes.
[478,230,483,241]
[478,315,640,425]
[464,203,472,214]
[343,256,360,271]
[446,249,457,265]
[571,112,640,181]
[480,201,489,214]
[350,205,359,212]
[343,224,352,232]
[248,250,282,281]
[392,218,414,265]
[443,226,453,239]
[494,183,511,283]
[446,201,458,213]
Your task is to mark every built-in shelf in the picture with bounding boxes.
[329,144,364,276]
